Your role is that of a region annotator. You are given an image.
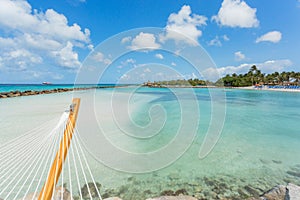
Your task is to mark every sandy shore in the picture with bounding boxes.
[234,86,300,93]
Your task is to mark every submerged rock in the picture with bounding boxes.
[160,190,175,196]
[22,186,73,200]
[260,159,271,164]
[81,182,102,198]
[287,171,300,178]
[272,160,282,164]
[244,185,260,198]
[174,189,188,196]
[146,195,197,200]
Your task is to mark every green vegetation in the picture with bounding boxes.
[156,79,209,86]
[216,65,300,87]
[144,65,300,87]
[144,79,213,87]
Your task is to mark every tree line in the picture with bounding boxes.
[145,65,300,87]
[215,65,300,87]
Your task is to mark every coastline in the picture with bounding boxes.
[144,84,300,93]
[232,86,300,93]
[2,84,300,99]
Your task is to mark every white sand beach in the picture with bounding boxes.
[236,86,300,92]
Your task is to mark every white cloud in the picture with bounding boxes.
[223,35,230,41]
[87,44,94,50]
[129,32,160,50]
[120,74,130,80]
[121,58,136,66]
[1,49,42,71]
[208,36,222,47]
[234,51,246,61]
[126,58,136,64]
[160,5,207,45]
[0,0,90,74]
[212,0,259,28]
[155,53,164,59]
[208,35,230,46]
[202,59,292,81]
[121,36,131,44]
[171,62,177,66]
[175,49,181,56]
[184,72,198,80]
[91,52,112,65]
[256,31,282,43]
[0,2,90,43]
[52,42,80,68]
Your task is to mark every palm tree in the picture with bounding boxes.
[248,65,258,85]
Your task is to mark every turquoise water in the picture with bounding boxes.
[76,87,300,199]
[0,88,300,199]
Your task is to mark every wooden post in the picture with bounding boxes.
[38,98,80,200]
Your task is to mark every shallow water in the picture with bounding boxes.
[0,88,300,199]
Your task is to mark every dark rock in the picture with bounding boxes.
[218,182,229,190]
[287,171,300,178]
[290,167,300,172]
[169,173,180,180]
[238,188,249,198]
[146,196,197,200]
[295,164,300,168]
[117,185,129,196]
[160,190,175,196]
[81,182,101,198]
[102,193,110,199]
[272,160,282,164]
[174,189,188,196]
[244,185,260,198]
[0,86,105,99]
[204,177,215,186]
[102,189,118,199]
[260,159,270,164]
[144,189,152,194]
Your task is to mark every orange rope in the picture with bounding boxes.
[38,98,80,200]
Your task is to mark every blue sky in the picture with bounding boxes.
[0,0,300,83]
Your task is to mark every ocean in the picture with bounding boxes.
[0,87,299,199]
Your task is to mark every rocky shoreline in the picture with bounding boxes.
[0,85,121,99]
[17,182,300,200]
[100,183,300,200]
